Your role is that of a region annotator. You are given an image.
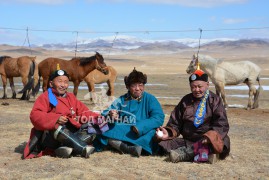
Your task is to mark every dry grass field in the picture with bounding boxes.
[0,45,269,179]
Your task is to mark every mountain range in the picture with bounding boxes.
[40,36,269,52]
[1,36,269,55]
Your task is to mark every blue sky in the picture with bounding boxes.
[1,0,269,45]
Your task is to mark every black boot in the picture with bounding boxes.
[54,146,73,158]
[108,139,142,157]
[76,128,96,144]
[54,125,95,158]
[169,146,194,163]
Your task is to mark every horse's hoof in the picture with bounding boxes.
[1,102,9,106]
[20,96,26,100]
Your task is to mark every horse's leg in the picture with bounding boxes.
[20,76,28,100]
[106,80,112,96]
[215,85,221,97]
[9,78,16,99]
[73,81,80,96]
[1,75,8,99]
[42,77,49,92]
[90,82,95,102]
[86,81,94,102]
[253,77,261,109]
[26,89,31,100]
[245,81,256,110]
[107,80,115,102]
[216,83,228,109]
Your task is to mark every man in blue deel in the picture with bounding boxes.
[94,68,164,157]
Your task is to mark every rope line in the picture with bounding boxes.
[1,26,269,34]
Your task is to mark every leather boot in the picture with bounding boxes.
[76,129,96,144]
[108,139,142,157]
[169,146,194,163]
[208,154,220,164]
[54,125,95,158]
[55,146,73,158]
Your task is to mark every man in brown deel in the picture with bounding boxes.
[156,68,230,163]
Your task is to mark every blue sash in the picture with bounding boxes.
[48,88,58,107]
[193,90,209,128]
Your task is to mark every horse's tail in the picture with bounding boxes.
[253,76,262,109]
[31,71,41,97]
[18,60,35,95]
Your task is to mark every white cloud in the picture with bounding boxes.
[223,18,248,24]
[209,16,217,22]
[86,0,248,8]
[0,0,73,5]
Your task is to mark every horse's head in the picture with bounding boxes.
[29,56,36,62]
[95,52,109,75]
[186,54,198,74]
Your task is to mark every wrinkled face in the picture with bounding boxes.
[186,55,198,74]
[95,53,109,75]
[49,75,69,95]
[128,82,145,99]
[190,80,209,99]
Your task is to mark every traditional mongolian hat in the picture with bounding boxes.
[189,62,208,83]
[49,64,69,81]
[124,67,147,87]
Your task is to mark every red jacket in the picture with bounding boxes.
[23,90,99,159]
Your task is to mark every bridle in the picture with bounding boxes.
[95,59,108,73]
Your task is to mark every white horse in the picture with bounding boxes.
[186,54,262,109]
[84,66,117,102]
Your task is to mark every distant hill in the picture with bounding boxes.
[0,47,44,56]
[137,41,189,51]
[201,39,269,50]
[1,38,269,54]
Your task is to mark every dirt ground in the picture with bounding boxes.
[0,81,269,179]
[0,47,269,179]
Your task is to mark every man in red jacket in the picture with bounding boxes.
[23,69,100,159]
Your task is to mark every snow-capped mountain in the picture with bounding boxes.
[33,35,269,53]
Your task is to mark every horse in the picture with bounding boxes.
[84,65,117,101]
[0,55,37,100]
[34,52,109,96]
[186,54,262,109]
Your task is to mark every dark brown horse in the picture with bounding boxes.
[0,55,37,100]
[35,52,108,96]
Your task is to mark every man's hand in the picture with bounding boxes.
[57,116,69,125]
[155,127,169,141]
[109,110,119,121]
[202,137,210,144]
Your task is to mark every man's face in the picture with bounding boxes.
[128,82,145,99]
[49,76,69,95]
[190,80,209,98]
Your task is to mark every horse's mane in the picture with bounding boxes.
[0,56,11,65]
[70,55,96,66]
[79,55,97,66]
[76,52,104,66]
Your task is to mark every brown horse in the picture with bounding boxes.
[35,52,108,96]
[84,65,117,101]
[0,55,37,100]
